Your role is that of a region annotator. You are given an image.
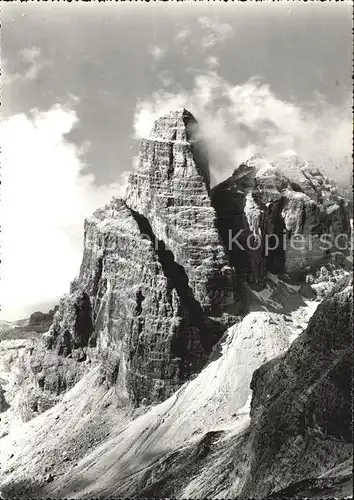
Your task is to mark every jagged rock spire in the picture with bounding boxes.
[149,108,199,143]
[125,109,236,315]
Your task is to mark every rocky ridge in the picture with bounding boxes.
[0,308,57,342]
[0,308,60,437]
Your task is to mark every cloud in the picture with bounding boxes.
[148,45,167,63]
[175,18,232,56]
[175,27,191,41]
[0,105,127,320]
[198,17,233,49]
[133,71,352,186]
[21,47,47,80]
[2,59,17,86]
[3,46,50,84]
[205,56,219,68]
[157,70,175,88]
[21,47,41,63]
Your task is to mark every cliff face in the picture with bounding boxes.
[241,274,353,498]
[211,156,270,290]
[125,108,236,315]
[28,309,58,334]
[212,152,351,288]
[42,110,240,407]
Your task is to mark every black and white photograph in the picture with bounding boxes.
[0,1,352,498]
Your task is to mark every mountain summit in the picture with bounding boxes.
[149,108,199,142]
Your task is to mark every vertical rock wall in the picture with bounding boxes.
[125,109,236,315]
[212,153,351,286]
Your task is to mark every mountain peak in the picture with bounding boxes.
[149,108,199,142]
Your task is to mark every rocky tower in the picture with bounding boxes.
[125,108,236,315]
[45,110,239,406]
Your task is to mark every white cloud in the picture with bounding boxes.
[175,18,232,55]
[198,17,233,49]
[148,45,167,62]
[157,70,175,88]
[21,47,41,64]
[133,71,352,186]
[205,56,219,68]
[0,105,127,320]
[175,28,191,41]
[23,47,47,81]
[3,46,49,84]
[2,59,17,86]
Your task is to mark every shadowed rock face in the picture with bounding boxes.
[211,158,269,290]
[241,274,353,498]
[45,199,210,405]
[39,110,239,406]
[47,292,94,356]
[211,156,288,288]
[212,153,351,288]
[0,386,9,413]
[28,309,58,334]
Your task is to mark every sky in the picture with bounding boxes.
[1,2,352,320]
